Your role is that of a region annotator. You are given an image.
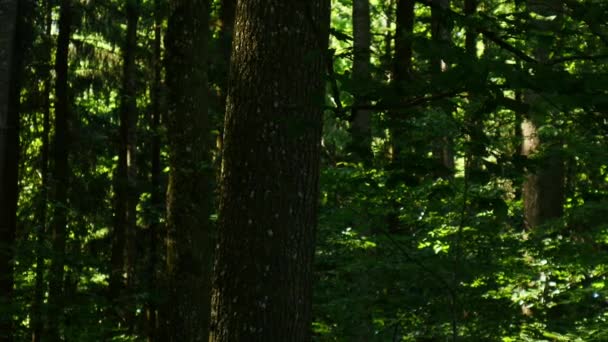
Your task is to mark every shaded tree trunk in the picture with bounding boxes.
[110,0,139,327]
[385,0,415,231]
[521,1,564,229]
[32,1,54,341]
[218,0,236,97]
[390,0,415,162]
[463,0,486,176]
[349,0,372,162]
[47,0,72,339]
[214,0,236,176]
[431,0,455,178]
[164,0,213,340]
[0,1,20,340]
[145,0,163,340]
[210,0,330,340]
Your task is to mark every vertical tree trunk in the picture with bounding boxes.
[349,0,372,162]
[32,1,53,340]
[47,0,72,339]
[146,0,163,340]
[218,0,236,96]
[385,0,415,231]
[210,0,330,340]
[164,0,213,340]
[0,1,20,340]
[110,0,139,325]
[463,0,486,176]
[521,1,564,229]
[390,0,415,161]
[214,0,236,172]
[431,0,455,178]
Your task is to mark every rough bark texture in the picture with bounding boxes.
[110,0,139,320]
[349,0,372,161]
[210,0,330,340]
[47,1,72,339]
[164,1,213,341]
[0,1,19,340]
[521,0,564,229]
[431,0,455,177]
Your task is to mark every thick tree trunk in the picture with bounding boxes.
[164,0,213,340]
[0,1,20,340]
[210,0,330,341]
[431,0,455,178]
[349,0,372,162]
[110,0,139,325]
[521,1,564,229]
[47,0,72,340]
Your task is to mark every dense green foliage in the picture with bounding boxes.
[3,0,608,340]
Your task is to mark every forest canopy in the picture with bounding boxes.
[1,0,608,341]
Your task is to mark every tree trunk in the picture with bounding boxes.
[47,0,72,339]
[210,0,330,340]
[164,0,213,340]
[145,0,163,340]
[32,2,53,341]
[0,1,20,340]
[390,0,415,162]
[218,0,236,96]
[431,0,455,178]
[463,0,486,176]
[110,0,139,326]
[214,0,236,176]
[349,0,372,162]
[521,1,564,229]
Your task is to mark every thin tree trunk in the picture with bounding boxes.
[431,0,455,178]
[463,0,486,176]
[32,2,53,340]
[110,0,139,327]
[349,0,372,162]
[218,0,236,98]
[214,0,236,178]
[210,0,330,340]
[390,0,415,162]
[0,1,20,340]
[47,0,72,340]
[164,0,213,340]
[145,0,163,340]
[385,0,415,232]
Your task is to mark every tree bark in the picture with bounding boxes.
[521,0,564,229]
[32,2,53,341]
[431,0,455,178]
[210,0,330,340]
[47,1,72,340]
[349,0,373,162]
[0,1,20,340]
[164,0,213,340]
[110,0,139,325]
[145,0,163,340]
[390,0,415,162]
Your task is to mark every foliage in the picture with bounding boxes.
[4,0,608,340]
